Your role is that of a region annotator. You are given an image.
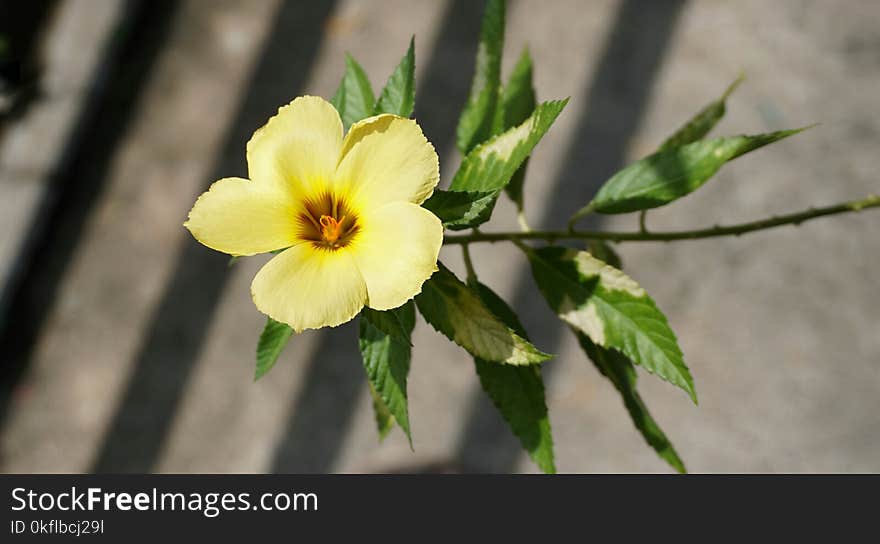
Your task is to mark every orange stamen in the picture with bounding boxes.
[319,215,345,245]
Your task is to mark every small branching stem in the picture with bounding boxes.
[443,195,880,246]
[516,209,532,232]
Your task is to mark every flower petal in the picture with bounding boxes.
[251,243,367,332]
[335,114,439,208]
[247,95,343,196]
[350,201,443,310]
[184,177,299,256]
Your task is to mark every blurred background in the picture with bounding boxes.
[0,0,878,473]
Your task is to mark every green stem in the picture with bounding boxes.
[443,195,880,246]
[461,243,478,284]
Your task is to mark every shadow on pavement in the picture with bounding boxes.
[0,0,179,432]
[92,0,338,472]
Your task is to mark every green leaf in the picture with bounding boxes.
[472,282,555,473]
[255,317,294,381]
[658,74,744,152]
[451,99,567,193]
[573,330,686,473]
[490,87,507,136]
[572,127,808,218]
[415,262,551,366]
[443,99,568,230]
[501,47,537,210]
[502,48,537,129]
[587,240,622,270]
[565,249,685,472]
[362,306,411,346]
[369,383,395,440]
[422,189,497,229]
[329,80,345,112]
[331,54,375,130]
[524,246,696,403]
[456,0,505,154]
[358,301,416,445]
[375,37,416,118]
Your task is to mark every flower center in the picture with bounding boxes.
[319,214,346,245]
[297,192,359,250]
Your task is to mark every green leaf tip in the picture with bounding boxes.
[359,302,416,447]
[375,36,416,118]
[574,330,687,473]
[721,72,746,101]
[657,73,745,153]
[415,262,551,366]
[369,383,395,442]
[255,317,294,381]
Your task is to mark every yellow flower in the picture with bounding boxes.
[184,96,442,332]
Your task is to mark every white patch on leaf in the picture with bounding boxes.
[475,115,532,162]
[559,296,605,346]
[574,251,645,297]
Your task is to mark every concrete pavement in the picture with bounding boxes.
[1,0,878,473]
